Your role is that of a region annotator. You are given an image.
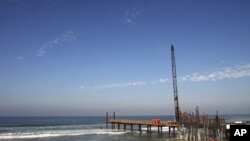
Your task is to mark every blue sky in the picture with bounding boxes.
[0,0,250,116]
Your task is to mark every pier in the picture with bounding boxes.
[105,112,229,140]
[108,118,179,136]
[105,111,180,136]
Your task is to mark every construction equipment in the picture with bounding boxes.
[171,45,181,122]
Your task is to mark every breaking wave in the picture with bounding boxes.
[0,125,126,139]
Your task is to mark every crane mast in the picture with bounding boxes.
[171,45,180,122]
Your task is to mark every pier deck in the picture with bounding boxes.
[108,119,179,135]
[110,119,179,126]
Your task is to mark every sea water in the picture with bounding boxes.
[0,115,249,141]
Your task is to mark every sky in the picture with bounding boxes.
[0,0,250,116]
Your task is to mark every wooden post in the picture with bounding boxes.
[169,126,171,137]
[173,127,175,137]
[138,124,142,134]
[113,111,115,119]
[118,123,120,130]
[158,126,160,134]
[188,125,190,140]
[124,124,126,131]
[160,126,163,135]
[131,124,133,131]
[106,112,108,129]
[149,125,152,134]
[112,112,115,129]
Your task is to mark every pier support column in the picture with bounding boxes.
[158,126,163,135]
[169,126,171,137]
[149,125,152,134]
[118,123,120,130]
[124,124,126,131]
[160,126,163,135]
[173,127,175,137]
[131,124,133,131]
[106,112,108,129]
[138,124,142,134]
[113,112,116,119]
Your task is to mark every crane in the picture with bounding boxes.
[171,45,181,122]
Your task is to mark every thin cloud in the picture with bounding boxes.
[79,81,147,90]
[159,78,169,83]
[36,31,76,57]
[13,56,25,60]
[180,64,250,82]
[122,7,143,25]
[77,63,250,90]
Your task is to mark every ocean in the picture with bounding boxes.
[0,115,249,141]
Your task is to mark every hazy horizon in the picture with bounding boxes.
[0,0,250,116]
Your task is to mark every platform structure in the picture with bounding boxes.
[108,118,179,136]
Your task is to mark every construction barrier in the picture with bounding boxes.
[152,118,160,125]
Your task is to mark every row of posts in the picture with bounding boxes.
[106,112,115,129]
[180,107,227,140]
[106,112,176,136]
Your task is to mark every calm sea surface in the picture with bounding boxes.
[0,115,249,141]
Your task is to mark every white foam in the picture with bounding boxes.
[0,129,126,139]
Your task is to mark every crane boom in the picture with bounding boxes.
[171,45,180,122]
